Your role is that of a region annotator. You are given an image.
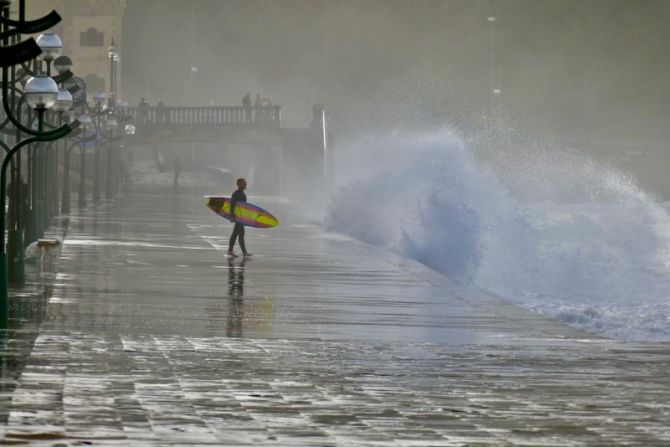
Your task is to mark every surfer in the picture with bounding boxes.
[228,178,251,257]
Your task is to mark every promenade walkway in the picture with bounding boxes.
[0,186,669,446]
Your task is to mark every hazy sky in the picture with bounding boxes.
[122,0,670,146]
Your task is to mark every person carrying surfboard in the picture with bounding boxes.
[228,178,251,257]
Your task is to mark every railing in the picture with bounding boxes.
[127,105,281,129]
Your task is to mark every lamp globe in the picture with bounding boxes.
[24,75,59,110]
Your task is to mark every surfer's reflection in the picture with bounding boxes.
[226,258,246,338]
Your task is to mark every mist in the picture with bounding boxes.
[4,2,670,439]
[121,0,670,196]
[119,1,670,340]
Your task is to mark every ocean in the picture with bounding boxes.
[324,129,670,341]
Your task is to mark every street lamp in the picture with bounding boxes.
[23,75,59,112]
[107,41,117,98]
[53,89,73,113]
[113,54,120,102]
[53,55,73,75]
[104,117,118,199]
[1,72,73,326]
[61,114,92,215]
[93,91,106,110]
[35,33,63,74]
[0,0,79,327]
[51,89,72,216]
[24,75,59,239]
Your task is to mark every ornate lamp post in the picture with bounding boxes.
[2,2,66,287]
[35,33,63,224]
[28,32,62,240]
[60,134,75,215]
[107,40,118,103]
[50,88,72,216]
[24,74,59,241]
[35,32,62,74]
[1,74,75,325]
[92,91,105,203]
[77,113,92,209]
[0,0,78,327]
[104,116,118,199]
[62,119,94,215]
[53,54,72,75]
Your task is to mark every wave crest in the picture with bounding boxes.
[325,130,670,341]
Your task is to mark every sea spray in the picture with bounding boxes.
[325,130,670,341]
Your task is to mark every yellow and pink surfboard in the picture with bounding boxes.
[205,196,279,228]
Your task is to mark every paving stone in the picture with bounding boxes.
[0,188,668,445]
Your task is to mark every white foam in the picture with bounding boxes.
[325,130,670,341]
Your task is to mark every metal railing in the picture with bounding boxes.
[128,105,281,128]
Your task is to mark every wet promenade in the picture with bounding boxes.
[1,186,669,446]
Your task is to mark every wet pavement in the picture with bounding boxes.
[1,186,669,446]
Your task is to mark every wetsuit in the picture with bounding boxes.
[229,188,247,254]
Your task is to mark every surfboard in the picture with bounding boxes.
[204,196,279,228]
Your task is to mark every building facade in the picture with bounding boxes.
[24,0,126,100]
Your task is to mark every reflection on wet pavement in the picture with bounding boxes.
[227,258,245,338]
[0,187,668,445]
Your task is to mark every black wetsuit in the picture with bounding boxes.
[229,189,247,254]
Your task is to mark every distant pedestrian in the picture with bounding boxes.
[242,93,251,123]
[262,97,272,122]
[228,178,251,257]
[137,97,150,126]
